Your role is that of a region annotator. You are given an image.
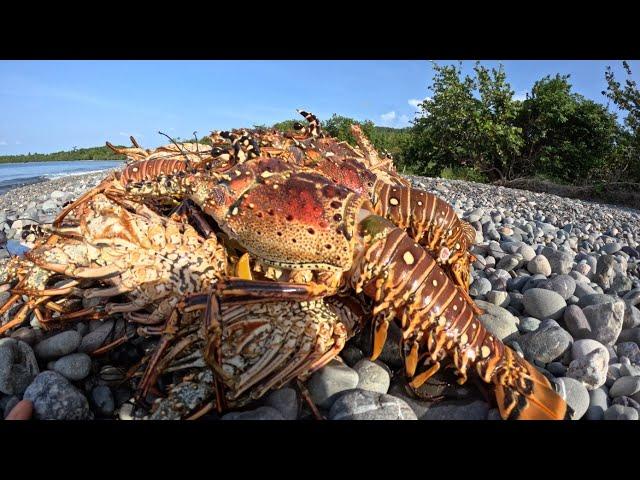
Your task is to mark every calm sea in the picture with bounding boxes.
[0,160,123,195]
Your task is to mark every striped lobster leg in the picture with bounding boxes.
[350,215,567,420]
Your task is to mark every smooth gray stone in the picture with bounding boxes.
[329,390,417,420]
[522,288,567,320]
[353,359,390,394]
[519,319,573,364]
[223,406,285,420]
[604,405,639,420]
[419,400,490,420]
[264,388,299,420]
[609,376,640,397]
[34,331,81,360]
[307,360,359,409]
[556,377,589,420]
[0,338,39,395]
[586,387,609,420]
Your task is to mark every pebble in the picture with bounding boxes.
[264,388,299,420]
[222,406,285,421]
[51,353,92,381]
[469,277,492,297]
[329,389,417,420]
[609,376,640,397]
[519,320,572,364]
[563,305,591,339]
[604,404,639,420]
[475,300,519,341]
[306,360,359,409]
[0,338,39,395]
[582,300,625,346]
[23,371,91,420]
[420,400,490,420]
[556,377,589,420]
[518,317,541,333]
[91,385,115,417]
[623,301,640,329]
[527,255,552,276]
[34,330,81,360]
[542,247,574,275]
[540,274,576,300]
[617,328,640,344]
[353,359,390,394]
[617,342,640,365]
[586,386,609,420]
[486,290,510,307]
[567,349,609,390]
[522,288,567,320]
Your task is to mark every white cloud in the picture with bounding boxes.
[380,111,396,122]
[0,140,7,146]
[408,97,431,108]
[15,140,21,145]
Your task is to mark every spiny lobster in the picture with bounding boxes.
[127,154,567,420]
[58,111,478,309]
[0,193,228,339]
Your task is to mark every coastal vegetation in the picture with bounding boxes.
[0,145,126,163]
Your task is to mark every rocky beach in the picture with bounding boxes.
[1,171,640,420]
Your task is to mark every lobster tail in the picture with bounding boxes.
[351,217,567,420]
[493,348,567,420]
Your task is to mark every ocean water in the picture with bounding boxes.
[0,160,123,194]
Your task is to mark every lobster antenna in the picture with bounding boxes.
[158,131,194,172]
[129,136,141,149]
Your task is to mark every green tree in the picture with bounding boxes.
[405,62,522,180]
[603,61,640,182]
[516,74,619,183]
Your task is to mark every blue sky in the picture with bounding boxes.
[0,60,637,155]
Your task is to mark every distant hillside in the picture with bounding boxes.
[0,146,127,164]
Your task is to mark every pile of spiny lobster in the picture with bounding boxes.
[0,111,569,420]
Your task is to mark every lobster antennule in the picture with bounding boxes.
[494,349,568,420]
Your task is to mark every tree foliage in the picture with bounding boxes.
[516,74,619,183]
[0,145,126,164]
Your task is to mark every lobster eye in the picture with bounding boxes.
[212,147,223,156]
[293,122,303,130]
